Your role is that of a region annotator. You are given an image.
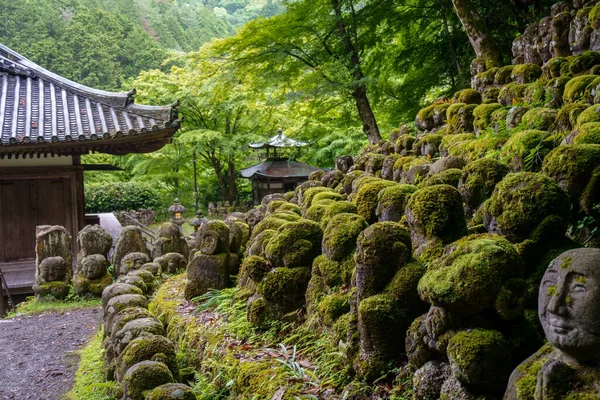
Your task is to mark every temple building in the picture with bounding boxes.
[241,129,321,204]
[0,43,179,294]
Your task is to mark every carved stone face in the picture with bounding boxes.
[40,256,67,282]
[539,248,600,362]
[80,254,108,280]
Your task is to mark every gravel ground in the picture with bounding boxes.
[0,308,101,400]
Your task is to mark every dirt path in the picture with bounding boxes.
[0,308,101,400]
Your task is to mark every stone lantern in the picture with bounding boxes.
[189,211,208,235]
[168,198,186,232]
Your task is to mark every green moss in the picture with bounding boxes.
[418,234,523,314]
[514,343,554,399]
[405,184,467,243]
[322,213,368,262]
[473,103,502,132]
[354,179,397,224]
[376,184,418,221]
[483,172,570,244]
[563,74,597,103]
[440,133,476,156]
[267,201,301,216]
[457,89,482,104]
[384,262,426,308]
[312,191,343,205]
[305,203,329,223]
[419,134,445,157]
[366,153,386,174]
[122,361,174,400]
[498,83,528,106]
[556,103,588,131]
[447,103,478,134]
[543,57,568,79]
[395,134,417,154]
[568,51,600,75]
[512,63,543,84]
[575,122,600,144]
[265,219,322,268]
[495,65,514,85]
[542,144,600,204]
[250,216,291,241]
[235,360,304,399]
[483,87,501,104]
[423,168,463,188]
[576,105,600,128]
[302,186,335,212]
[458,158,510,213]
[257,266,312,311]
[320,201,357,230]
[318,292,350,324]
[500,129,553,171]
[446,329,510,387]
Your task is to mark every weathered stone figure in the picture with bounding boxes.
[184,220,230,300]
[504,248,600,399]
[74,225,113,297]
[33,225,73,299]
[112,226,149,277]
[151,222,189,261]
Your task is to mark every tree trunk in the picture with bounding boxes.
[352,84,381,145]
[227,156,238,203]
[451,0,503,68]
[331,0,382,145]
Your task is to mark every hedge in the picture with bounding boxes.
[85,182,161,213]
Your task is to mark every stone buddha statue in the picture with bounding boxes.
[504,248,600,399]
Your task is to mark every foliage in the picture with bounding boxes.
[65,329,120,400]
[84,181,161,213]
[7,295,100,318]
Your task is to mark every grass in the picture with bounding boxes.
[7,295,101,318]
[65,329,121,400]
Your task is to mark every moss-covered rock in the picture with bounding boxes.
[418,234,523,315]
[542,144,600,209]
[249,214,294,241]
[322,213,368,262]
[512,63,543,84]
[265,219,322,268]
[365,153,386,175]
[542,57,568,79]
[556,103,588,132]
[521,108,557,131]
[74,272,112,298]
[184,253,229,300]
[375,184,418,222]
[498,83,529,106]
[473,103,503,133]
[340,170,365,195]
[575,104,600,128]
[246,229,276,257]
[304,203,329,223]
[354,222,411,301]
[482,172,570,244]
[574,122,600,144]
[568,51,600,75]
[447,329,511,391]
[440,133,476,157]
[116,334,178,382]
[458,158,510,217]
[419,134,445,158]
[145,383,196,400]
[405,185,467,253]
[500,129,554,171]
[122,360,174,400]
[354,179,397,224]
[482,87,501,104]
[422,168,463,188]
[318,292,350,324]
[563,74,597,103]
[457,89,482,105]
[447,103,477,134]
[257,266,312,314]
[301,186,335,213]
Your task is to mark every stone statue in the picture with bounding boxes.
[504,248,600,399]
[75,225,113,297]
[33,225,73,299]
[151,222,189,261]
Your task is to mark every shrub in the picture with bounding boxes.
[85,182,161,213]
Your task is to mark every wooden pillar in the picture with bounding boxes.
[0,270,5,317]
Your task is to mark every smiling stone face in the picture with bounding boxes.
[539,248,600,363]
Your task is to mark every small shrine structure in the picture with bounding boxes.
[0,43,180,293]
[241,128,321,204]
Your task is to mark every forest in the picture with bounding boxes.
[0,0,561,212]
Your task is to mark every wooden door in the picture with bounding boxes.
[0,178,74,262]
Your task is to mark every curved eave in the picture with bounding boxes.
[0,126,179,158]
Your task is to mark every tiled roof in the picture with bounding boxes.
[240,159,321,179]
[249,129,310,149]
[0,43,180,156]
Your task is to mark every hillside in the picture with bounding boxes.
[0,0,282,90]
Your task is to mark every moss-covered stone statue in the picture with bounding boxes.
[74,225,113,297]
[504,248,600,399]
[151,222,189,261]
[405,234,541,399]
[112,226,150,277]
[33,225,73,299]
[184,220,230,300]
[352,222,428,381]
